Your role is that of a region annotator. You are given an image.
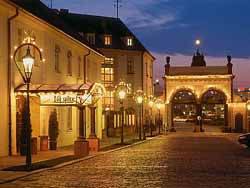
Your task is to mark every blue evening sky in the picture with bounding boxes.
[41,0,250,86]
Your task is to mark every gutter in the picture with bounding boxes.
[83,50,91,84]
[8,8,19,156]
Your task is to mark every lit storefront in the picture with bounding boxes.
[15,83,105,152]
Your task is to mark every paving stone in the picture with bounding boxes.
[1,133,250,188]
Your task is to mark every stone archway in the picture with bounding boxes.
[200,89,227,132]
[170,89,198,132]
[164,54,234,132]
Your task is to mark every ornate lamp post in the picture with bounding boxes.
[156,99,163,135]
[148,95,155,137]
[115,81,130,144]
[13,41,43,170]
[134,90,145,140]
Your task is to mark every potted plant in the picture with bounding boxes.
[48,109,59,150]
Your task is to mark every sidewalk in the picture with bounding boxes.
[0,133,140,184]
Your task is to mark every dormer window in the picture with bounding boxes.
[127,37,133,46]
[86,33,95,45]
[78,32,84,38]
[104,35,112,45]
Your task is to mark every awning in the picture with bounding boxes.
[15,83,93,93]
[15,83,106,106]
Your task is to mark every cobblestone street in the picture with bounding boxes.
[1,133,250,188]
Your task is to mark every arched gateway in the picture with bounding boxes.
[164,52,234,132]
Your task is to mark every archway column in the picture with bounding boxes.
[87,106,100,152]
[169,102,176,132]
[224,104,229,129]
[74,106,89,157]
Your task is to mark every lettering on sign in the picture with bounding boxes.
[40,94,92,106]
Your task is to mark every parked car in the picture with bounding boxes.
[238,133,250,147]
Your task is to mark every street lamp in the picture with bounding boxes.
[156,99,163,135]
[148,95,155,137]
[134,90,145,140]
[13,41,43,170]
[115,81,130,144]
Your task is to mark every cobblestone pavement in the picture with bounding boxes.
[1,133,250,188]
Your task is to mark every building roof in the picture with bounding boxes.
[168,66,230,76]
[59,12,155,59]
[8,0,102,56]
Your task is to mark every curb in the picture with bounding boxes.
[0,136,158,184]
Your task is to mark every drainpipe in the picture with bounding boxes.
[141,52,144,130]
[8,8,19,156]
[83,50,91,84]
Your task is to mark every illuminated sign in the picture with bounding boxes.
[40,94,92,106]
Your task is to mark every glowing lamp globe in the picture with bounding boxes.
[247,103,250,111]
[156,103,161,110]
[136,96,143,104]
[22,47,34,79]
[118,90,126,100]
[148,100,154,108]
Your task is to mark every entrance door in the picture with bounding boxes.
[235,113,243,133]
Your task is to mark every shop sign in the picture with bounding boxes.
[40,93,92,106]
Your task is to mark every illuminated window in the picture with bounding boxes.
[127,37,133,46]
[145,62,149,76]
[104,35,112,45]
[150,63,153,78]
[67,107,72,131]
[127,57,134,74]
[114,114,117,128]
[55,45,60,73]
[17,28,23,61]
[86,33,95,45]
[67,51,72,76]
[132,114,135,125]
[78,56,81,77]
[101,57,114,109]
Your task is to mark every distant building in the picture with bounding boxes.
[234,87,250,101]
[59,12,155,137]
[164,50,250,133]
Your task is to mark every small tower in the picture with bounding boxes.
[165,56,170,75]
[191,39,206,67]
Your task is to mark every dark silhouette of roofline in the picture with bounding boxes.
[7,0,104,56]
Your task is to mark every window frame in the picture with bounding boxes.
[127,37,133,47]
[104,35,112,46]
[55,45,61,73]
[86,33,95,45]
[127,57,134,74]
[67,50,72,76]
